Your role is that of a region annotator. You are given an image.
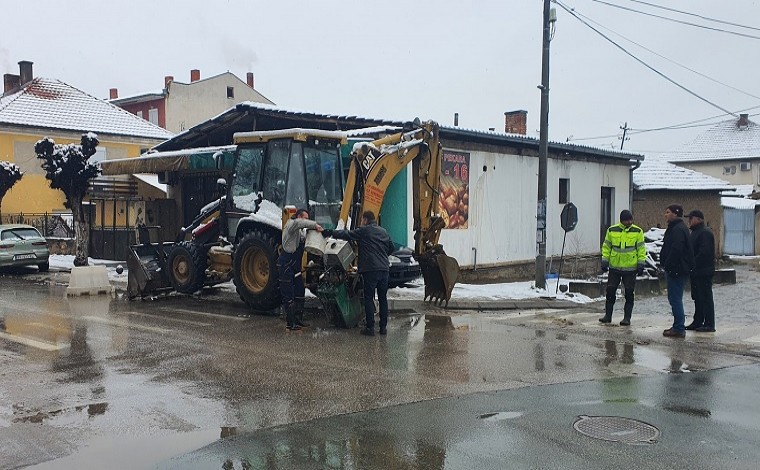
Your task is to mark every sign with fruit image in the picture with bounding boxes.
[439,150,469,229]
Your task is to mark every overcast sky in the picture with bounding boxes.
[2,0,758,155]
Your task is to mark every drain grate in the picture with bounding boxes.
[573,415,659,444]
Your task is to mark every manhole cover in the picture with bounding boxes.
[573,415,659,444]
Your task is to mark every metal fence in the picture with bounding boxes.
[0,212,76,238]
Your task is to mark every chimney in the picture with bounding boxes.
[18,60,33,85]
[3,74,20,93]
[454,113,459,127]
[109,88,118,100]
[504,110,528,135]
[246,72,254,89]
[164,75,174,88]
[738,113,750,128]
[190,69,200,82]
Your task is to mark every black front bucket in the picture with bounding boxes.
[419,252,460,306]
[126,242,174,299]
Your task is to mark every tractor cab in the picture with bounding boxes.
[231,129,348,229]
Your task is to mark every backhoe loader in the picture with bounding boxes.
[105,120,458,320]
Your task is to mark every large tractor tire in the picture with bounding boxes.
[167,241,207,294]
[233,229,281,312]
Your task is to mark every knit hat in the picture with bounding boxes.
[619,210,633,222]
[667,204,683,217]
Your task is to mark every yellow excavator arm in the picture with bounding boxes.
[339,119,459,304]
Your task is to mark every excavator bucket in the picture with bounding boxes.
[126,241,174,299]
[419,250,460,306]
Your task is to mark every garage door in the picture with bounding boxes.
[723,208,755,255]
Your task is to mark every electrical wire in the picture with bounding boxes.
[621,0,760,33]
[570,8,760,102]
[590,0,760,40]
[555,0,738,117]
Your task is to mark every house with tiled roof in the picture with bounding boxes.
[108,69,274,133]
[666,113,760,191]
[0,60,174,218]
[633,157,736,256]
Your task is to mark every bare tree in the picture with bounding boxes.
[0,161,23,223]
[35,133,101,266]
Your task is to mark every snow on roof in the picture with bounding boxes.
[722,184,755,197]
[721,196,760,210]
[633,156,733,191]
[132,173,167,194]
[0,78,174,141]
[346,125,402,137]
[665,116,760,162]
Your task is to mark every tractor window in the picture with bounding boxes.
[285,142,307,207]
[232,144,264,211]
[262,140,291,207]
[304,142,343,228]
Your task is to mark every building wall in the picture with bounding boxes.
[119,98,166,129]
[678,161,758,189]
[400,143,632,273]
[632,189,723,256]
[165,73,273,133]
[0,128,161,214]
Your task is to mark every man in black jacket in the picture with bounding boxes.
[323,211,395,336]
[686,209,716,332]
[660,204,695,338]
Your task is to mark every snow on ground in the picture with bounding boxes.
[51,255,600,304]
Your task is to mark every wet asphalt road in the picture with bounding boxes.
[1,261,759,469]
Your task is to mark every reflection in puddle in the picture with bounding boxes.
[664,405,711,418]
[478,411,523,421]
[11,401,109,424]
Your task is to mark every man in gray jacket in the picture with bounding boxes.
[323,211,395,336]
[279,209,322,330]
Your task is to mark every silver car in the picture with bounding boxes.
[0,224,50,272]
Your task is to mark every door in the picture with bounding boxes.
[600,187,614,247]
[723,208,754,255]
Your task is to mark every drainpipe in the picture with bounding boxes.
[472,247,477,271]
[629,158,642,210]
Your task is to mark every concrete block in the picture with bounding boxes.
[67,265,115,296]
[714,269,736,285]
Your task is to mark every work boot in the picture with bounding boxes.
[598,315,612,324]
[620,317,631,326]
[285,303,299,330]
[294,299,310,327]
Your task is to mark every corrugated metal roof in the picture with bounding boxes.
[0,78,174,140]
[633,157,733,191]
[721,197,760,210]
[154,101,642,162]
[666,116,760,162]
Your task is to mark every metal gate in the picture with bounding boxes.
[723,207,755,255]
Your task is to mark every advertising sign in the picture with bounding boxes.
[439,150,469,229]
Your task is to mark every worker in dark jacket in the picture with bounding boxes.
[686,209,716,332]
[279,209,323,331]
[660,204,695,338]
[323,210,395,336]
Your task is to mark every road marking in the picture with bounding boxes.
[0,331,68,351]
[121,311,212,327]
[155,307,251,321]
[80,316,169,334]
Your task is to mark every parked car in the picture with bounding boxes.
[388,246,421,288]
[0,224,50,272]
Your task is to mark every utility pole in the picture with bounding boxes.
[536,0,554,288]
[620,122,630,150]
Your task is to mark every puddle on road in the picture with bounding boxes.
[12,402,109,424]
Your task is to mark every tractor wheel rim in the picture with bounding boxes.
[172,257,189,283]
[242,247,268,293]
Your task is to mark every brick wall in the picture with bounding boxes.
[632,189,723,256]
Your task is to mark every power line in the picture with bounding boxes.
[590,0,760,40]
[555,1,738,117]
[570,8,760,102]
[622,0,760,33]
